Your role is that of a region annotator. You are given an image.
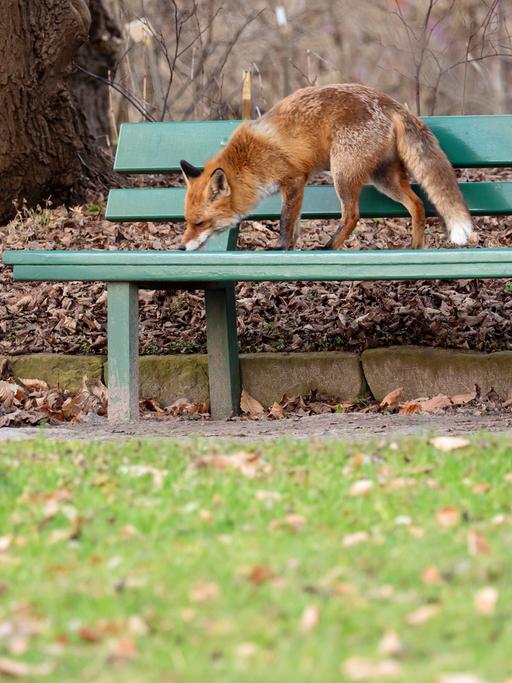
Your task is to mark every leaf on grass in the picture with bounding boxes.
[436,507,461,528]
[0,535,13,552]
[437,675,488,683]
[240,388,265,418]
[189,582,220,603]
[472,483,491,494]
[467,530,491,556]
[0,658,54,678]
[246,565,277,586]
[406,604,441,625]
[379,387,403,410]
[342,656,402,680]
[235,642,259,658]
[78,626,104,643]
[473,586,498,615]
[118,465,168,490]
[108,637,138,664]
[197,451,269,479]
[299,605,319,633]
[342,531,369,547]
[430,436,470,452]
[377,631,404,657]
[421,565,444,585]
[349,479,374,496]
[284,513,306,532]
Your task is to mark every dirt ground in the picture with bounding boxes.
[2,411,512,442]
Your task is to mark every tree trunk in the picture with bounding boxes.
[0,0,114,224]
[72,0,124,147]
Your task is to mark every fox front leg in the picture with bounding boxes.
[270,177,305,250]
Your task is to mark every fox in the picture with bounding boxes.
[179,83,474,251]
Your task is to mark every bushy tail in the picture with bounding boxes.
[393,112,473,245]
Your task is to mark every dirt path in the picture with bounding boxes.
[2,412,512,442]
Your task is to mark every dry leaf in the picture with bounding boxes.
[342,656,402,680]
[378,630,404,657]
[436,507,461,528]
[246,565,277,586]
[0,658,54,678]
[19,378,49,392]
[342,531,369,547]
[416,394,452,413]
[197,451,268,479]
[449,389,477,405]
[284,513,306,532]
[78,626,104,643]
[473,586,498,615]
[407,604,441,625]
[467,530,491,556]
[299,605,319,633]
[240,388,264,417]
[437,675,487,683]
[430,436,470,452]
[0,535,13,552]
[349,480,374,496]
[421,565,444,585]
[108,637,137,662]
[472,483,491,494]
[189,581,220,603]
[235,642,259,658]
[268,401,285,419]
[379,387,403,409]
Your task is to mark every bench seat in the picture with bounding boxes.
[5,248,512,282]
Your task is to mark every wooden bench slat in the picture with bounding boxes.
[105,182,512,222]
[8,261,512,282]
[113,116,512,172]
[5,248,512,267]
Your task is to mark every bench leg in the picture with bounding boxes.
[205,284,241,420]
[107,282,139,423]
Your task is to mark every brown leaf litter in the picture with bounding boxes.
[1,168,512,359]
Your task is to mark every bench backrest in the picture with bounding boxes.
[106,116,512,243]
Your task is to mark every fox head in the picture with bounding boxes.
[179,160,239,251]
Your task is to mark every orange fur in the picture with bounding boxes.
[180,84,473,250]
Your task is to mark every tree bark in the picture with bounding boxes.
[72,0,124,146]
[0,0,114,224]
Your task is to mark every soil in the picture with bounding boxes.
[2,411,512,442]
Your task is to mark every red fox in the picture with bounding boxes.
[179,84,473,251]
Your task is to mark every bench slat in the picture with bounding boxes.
[5,248,512,267]
[8,261,512,282]
[3,247,512,268]
[105,182,512,222]
[114,116,512,172]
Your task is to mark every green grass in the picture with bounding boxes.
[1,436,511,682]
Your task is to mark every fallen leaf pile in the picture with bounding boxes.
[0,375,107,427]
[1,166,512,357]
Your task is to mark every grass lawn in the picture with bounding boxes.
[0,435,511,682]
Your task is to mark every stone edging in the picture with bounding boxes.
[2,347,512,407]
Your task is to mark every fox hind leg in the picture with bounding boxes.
[371,159,426,249]
[323,173,362,250]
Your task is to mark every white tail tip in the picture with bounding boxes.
[449,219,473,246]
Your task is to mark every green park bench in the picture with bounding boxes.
[3,115,512,422]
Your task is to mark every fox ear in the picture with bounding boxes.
[207,168,230,201]
[180,159,202,186]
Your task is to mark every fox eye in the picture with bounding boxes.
[195,220,205,228]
